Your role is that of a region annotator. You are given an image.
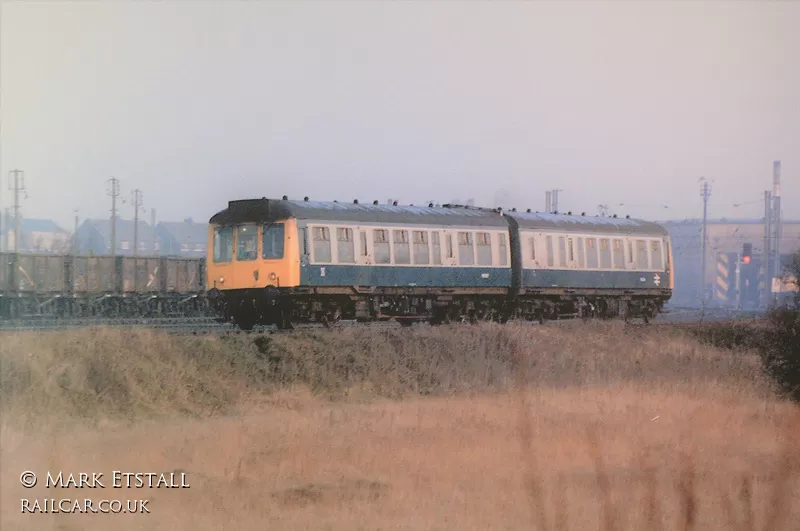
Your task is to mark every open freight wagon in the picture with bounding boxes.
[0,252,210,319]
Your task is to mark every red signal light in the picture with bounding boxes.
[742,255,751,264]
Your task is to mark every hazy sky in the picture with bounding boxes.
[1,1,798,230]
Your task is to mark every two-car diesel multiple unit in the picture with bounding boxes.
[206,198,673,330]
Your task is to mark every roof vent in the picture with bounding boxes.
[333,200,338,203]
[613,214,618,218]
[554,211,558,215]
[282,195,288,200]
[353,199,359,204]
[567,211,572,215]
[626,215,630,219]
[429,203,434,207]
[581,212,585,216]
[304,196,309,201]
[393,201,398,206]
[526,208,531,213]
[512,208,517,212]
[373,200,378,205]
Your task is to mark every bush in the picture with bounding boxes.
[758,302,800,402]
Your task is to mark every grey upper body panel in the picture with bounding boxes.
[209,198,668,236]
[507,211,669,237]
[209,199,510,228]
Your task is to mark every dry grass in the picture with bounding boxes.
[1,322,798,530]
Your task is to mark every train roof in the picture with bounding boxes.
[509,210,669,235]
[209,197,668,235]
[209,198,510,227]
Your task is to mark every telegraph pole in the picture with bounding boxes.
[9,169,25,251]
[107,177,120,256]
[132,189,143,256]
[772,161,782,288]
[699,178,711,309]
[150,208,156,255]
[762,190,772,307]
[73,208,80,255]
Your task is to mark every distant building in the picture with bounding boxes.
[1,213,70,253]
[75,218,157,256]
[155,218,207,257]
[662,218,800,309]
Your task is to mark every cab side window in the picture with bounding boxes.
[262,224,285,259]
[213,227,233,263]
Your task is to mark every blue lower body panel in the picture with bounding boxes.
[523,269,669,290]
[301,264,511,288]
[298,264,669,292]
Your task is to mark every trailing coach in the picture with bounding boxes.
[205,197,673,330]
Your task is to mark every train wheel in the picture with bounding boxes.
[321,308,341,329]
[276,309,294,331]
[233,313,256,331]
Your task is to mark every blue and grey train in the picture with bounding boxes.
[205,197,673,329]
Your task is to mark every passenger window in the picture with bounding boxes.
[612,239,624,268]
[599,239,611,268]
[545,236,554,267]
[312,226,331,263]
[558,236,566,267]
[651,240,663,270]
[567,238,575,263]
[577,238,585,267]
[359,231,368,257]
[445,234,454,259]
[498,233,508,266]
[262,224,285,259]
[458,232,474,265]
[337,228,355,263]
[374,229,390,264]
[236,225,258,261]
[432,232,442,264]
[213,226,233,263]
[529,237,536,261]
[628,240,635,265]
[393,230,410,264]
[586,238,598,268]
[636,240,648,269]
[476,232,492,266]
[413,231,429,265]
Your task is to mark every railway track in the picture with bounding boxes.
[0,316,397,335]
[0,307,765,335]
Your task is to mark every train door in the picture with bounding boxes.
[566,237,579,269]
[298,227,310,287]
[443,231,457,266]
[356,228,372,265]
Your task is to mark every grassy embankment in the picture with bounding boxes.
[1,322,798,530]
